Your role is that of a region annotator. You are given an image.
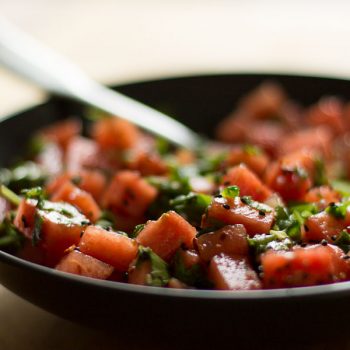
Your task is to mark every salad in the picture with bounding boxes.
[1,81,350,291]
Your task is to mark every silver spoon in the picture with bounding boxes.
[0,17,202,150]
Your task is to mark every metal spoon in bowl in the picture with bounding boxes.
[0,17,202,150]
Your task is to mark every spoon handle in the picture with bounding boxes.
[0,17,201,150]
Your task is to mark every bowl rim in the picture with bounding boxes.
[2,71,350,302]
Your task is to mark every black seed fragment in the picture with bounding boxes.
[215,194,223,198]
[219,233,228,241]
[321,239,328,246]
[342,255,350,260]
[258,210,266,216]
[300,243,307,247]
[21,215,28,228]
[222,204,230,210]
[331,235,337,241]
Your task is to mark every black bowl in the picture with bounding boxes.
[1,73,350,348]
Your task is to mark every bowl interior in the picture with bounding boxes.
[2,73,350,344]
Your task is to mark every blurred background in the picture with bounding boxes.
[0,0,350,349]
[2,0,350,116]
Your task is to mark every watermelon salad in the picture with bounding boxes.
[1,81,350,290]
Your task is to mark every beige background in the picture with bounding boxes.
[1,0,350,348]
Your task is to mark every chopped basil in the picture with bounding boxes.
[130,224,145,238]
[221,185,240,199]
[0,217,24,252]
[248,230,293,256]
[326,201,350,219]
[136,246,170,287]
[274,204,317,241]
[197,152,227,175]
[21,186,45,203]
[334,230,350,253]
[172,250,211,288]
[146,173,191,218]
[169,192,212,226]
[241,196,272,214]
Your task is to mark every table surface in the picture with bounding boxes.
[2,1,350,348]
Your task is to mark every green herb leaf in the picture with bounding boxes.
[248,230,293,256]
[95,210,116,230]
[169,192,212,226]
[32,213,43,246]
[146,174,191,218]
[197,152,227,175]
[241,196,272,214]
[22,186,46,209]
[274,204,317,241]
[130,224,145,238]
[334,230,350,253]
[221,185,240,199]
[326,201,350,219]
[172,250,212,288]
[0,217,24,252]
[137,246,170,287]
